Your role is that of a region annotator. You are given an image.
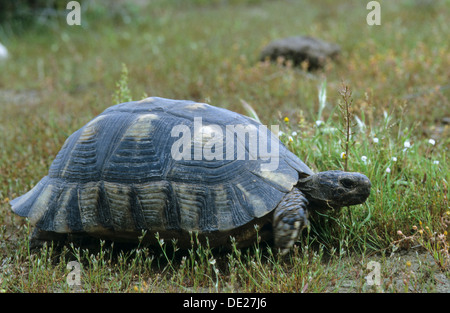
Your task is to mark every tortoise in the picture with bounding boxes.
[11,97,371,254]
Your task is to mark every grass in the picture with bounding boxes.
[0,0,449,293]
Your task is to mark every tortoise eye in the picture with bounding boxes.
[340,178,355,189]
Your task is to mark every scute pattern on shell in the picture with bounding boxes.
[11,97,313,238]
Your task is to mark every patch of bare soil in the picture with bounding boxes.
[336,249,450,293]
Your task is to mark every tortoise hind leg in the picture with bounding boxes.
[273,188,309,255]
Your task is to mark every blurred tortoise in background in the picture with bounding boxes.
[260,36,341,71]
[11,97,371,254]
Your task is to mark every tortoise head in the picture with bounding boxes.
[297,170,371,210]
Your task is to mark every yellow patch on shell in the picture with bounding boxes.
[137,97,156,104]
[77,115,108,142]
[136,113,159,122]
[185,102,208,110]
[236,183,268,217]
[254,170,296,192]
[103,182,135,231]
[78,181,103,232]
[122,113,159,141]
[60,114,108,177]
[211,185,234,230]
[28,184,55,225]
[134,181,169,228]
[193,124,224,146]
[172,182,205,231]
[52,186,75,233]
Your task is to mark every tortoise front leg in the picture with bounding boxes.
[273,188,309,255]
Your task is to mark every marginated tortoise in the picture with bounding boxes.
[11,97,371,254]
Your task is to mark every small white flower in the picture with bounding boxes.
[340,152,347,159]
[291,131,298,136]
[315,120,324,127]
[392,157,398,162]
[428,139,436,146]
[402,141,412,152]
[433,160,439,165]
[288,136,294,142]
[278,131,284,137]
[386,167,391,173]
[373,137,379,143]
[361,156,368,163]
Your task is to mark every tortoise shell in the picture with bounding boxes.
[11,97,313,247]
